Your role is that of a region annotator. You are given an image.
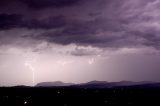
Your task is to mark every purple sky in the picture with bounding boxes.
[0,0,160,86]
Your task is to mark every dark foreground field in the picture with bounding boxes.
[0,86,160,106]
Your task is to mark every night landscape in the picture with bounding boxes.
[1,0,160,105]
[1,81,160,105]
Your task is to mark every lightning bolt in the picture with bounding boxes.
[88,58,94,65]
[25,62,35,85]
[24,51,37,86]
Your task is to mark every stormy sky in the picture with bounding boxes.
[0,0,160,86]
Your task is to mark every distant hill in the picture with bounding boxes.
[35,80,155,88]
[77,81,155,88]
[79,81,153,88]
[36,81,74,87]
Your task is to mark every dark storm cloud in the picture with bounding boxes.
[0,14,67,30]
[22,15,67,29]
[0,0,80,9]
[0,13,22,30]
[37,19,124,47]
[127,31,160,49]
[0,0,160,49]
[22,0,80,9]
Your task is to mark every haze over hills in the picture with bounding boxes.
[35,81,156,88]
[36,81,74,87]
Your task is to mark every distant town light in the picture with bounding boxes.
[57,91,60,94]
[24,101,28,105]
